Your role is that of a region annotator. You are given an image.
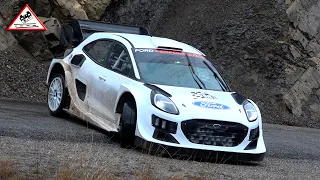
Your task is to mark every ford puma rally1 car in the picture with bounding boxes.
[46,19,265,161]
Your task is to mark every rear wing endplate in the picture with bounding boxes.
[55,19,150,57]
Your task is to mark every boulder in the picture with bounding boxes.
[297,4,320,38]
[284,62,305,86]
[285,0,294,5]
[241,73,259,87]
[283,91,302,115]
[0,17,17,51]
[306,39,320,57]
[309,103,320,122]
[286,0,302,23]
[289,28,309,49]
[287,0,320,38]
[14,31,53,61]
[283,67,320,116]
[11,17,65,61]
[52,0,88,20]
[289,44,302,59]
[29,0,53,17]
[309,57,320,67]
[78,0,111,20]
[40,17,61,49]
[52,0,111,21]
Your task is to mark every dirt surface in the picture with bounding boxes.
[0,99,320,179]
[0,46,48,102]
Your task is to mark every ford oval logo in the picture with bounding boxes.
[193,101,231,110]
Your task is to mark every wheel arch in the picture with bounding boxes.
[46,60,71,85]
[116,91,137,114]
[46,61,72,110]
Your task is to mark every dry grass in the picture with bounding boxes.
[0,160,17,180]
[56,164,115,180]
[0,159,205,180]
[135,169,159,180]
[170,175,204,180]
[0,139,210,180]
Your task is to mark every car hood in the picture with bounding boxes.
[154,84,248,123]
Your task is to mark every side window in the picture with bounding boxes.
[106,43,134,77]
[83,40,114,65]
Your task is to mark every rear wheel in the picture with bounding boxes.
[47,74,67,117]
[119,102,137,148]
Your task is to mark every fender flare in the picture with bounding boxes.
[114,83,149,114]
[46,59,72,85]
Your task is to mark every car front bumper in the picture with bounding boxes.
[135,104,266,157]
[135,137,265,162]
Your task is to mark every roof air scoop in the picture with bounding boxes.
[157,46,183,52]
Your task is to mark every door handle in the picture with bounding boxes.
[99,76,106,81]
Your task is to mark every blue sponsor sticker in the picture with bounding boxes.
[193,101,231,110]
[69,54,73,60]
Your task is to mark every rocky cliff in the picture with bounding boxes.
[283,0,320,126]
[0,0,319,128]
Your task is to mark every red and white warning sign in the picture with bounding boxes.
[7,4,47,31]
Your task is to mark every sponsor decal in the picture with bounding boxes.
[134,48,155,53]
[7,4,46,31]
[134,48,205,59]
[193,101,231,110]
[200,124,228,132]
[186,53,206,59]
[69,54,73,60]
[155,49,184,55]
[191,92,216,100]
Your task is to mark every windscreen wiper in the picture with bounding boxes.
[185,55,206,89]
[203,61,228,91]
[213,72,227,91]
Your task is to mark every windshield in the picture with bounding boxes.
[133,49,228,91]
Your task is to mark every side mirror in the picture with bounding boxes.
[70,54,86,67]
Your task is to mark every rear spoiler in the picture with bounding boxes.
[55,19,150,57]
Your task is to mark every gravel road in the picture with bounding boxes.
[0,99,320,179]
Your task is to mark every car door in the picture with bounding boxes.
[81,39,117,120]
[88,41,135,124]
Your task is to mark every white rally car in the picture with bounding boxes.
[46,19,266,161]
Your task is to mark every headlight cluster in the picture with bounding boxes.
[150,91,179,115]
[243,100,258,122]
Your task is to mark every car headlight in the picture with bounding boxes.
[243,101,258,122]
[151,91,179,115]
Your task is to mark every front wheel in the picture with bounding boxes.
[119,102,137,148]
[47,74,67,117]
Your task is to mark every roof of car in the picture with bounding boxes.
[111,33,205,56]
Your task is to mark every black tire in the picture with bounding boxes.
[119,102,137,148]
[47,73,68,117]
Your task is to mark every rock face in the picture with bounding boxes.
[0,0,319,127]
[102,0,172,30]
[0,17,17,51]
[282,0,320,122]
[283,66,320,116]
[52,0,89,20]
[103,0,320,128]
[78,0,111,20]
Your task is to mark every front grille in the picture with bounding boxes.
[181,119,248,147]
